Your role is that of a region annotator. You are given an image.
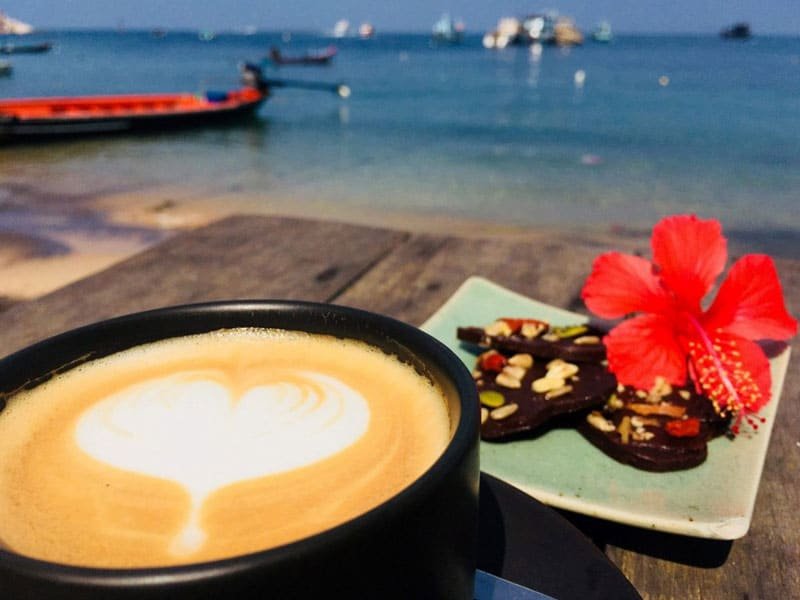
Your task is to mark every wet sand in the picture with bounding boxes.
[1,179,795,310]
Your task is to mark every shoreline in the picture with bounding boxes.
[1,179,796,309]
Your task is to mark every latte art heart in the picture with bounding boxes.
[75,370,370,555]
[0,329,450,568]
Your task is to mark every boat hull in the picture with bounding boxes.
[0,96,265,142]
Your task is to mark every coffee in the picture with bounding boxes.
[0,328,451,569]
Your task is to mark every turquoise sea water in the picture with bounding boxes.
[2,30,799,235]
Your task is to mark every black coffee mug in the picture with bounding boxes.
[0,301,480,599]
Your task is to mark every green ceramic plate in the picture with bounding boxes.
[422,276,791,539]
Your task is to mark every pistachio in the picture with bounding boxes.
[552,325,588,339]
[479,390,505,408]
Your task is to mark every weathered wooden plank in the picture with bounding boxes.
[335,231,625,325]
[0,215,407,358]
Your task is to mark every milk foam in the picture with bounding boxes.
[75,370,369,556]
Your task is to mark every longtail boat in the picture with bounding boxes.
[268,45,337,66]
[0,63,269,141]
[0,41,53,54]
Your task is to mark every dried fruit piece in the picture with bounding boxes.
[479,350,507,373]
[665,418,701,438]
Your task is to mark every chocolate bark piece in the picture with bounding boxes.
[476,351,616,441]
[577,384,730,472]
[458,321,606,363]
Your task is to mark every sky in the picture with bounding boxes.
[3,1,799,35]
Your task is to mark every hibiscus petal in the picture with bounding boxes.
[604,314,687,389]
[687,330,772,418]
[581,252,672,319]
[651,215,727,311]
[703,254,798,341]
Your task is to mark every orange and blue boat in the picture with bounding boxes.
[0,63,269,141]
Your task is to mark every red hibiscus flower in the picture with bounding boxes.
[581,215,796,430]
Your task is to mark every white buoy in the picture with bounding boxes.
[574,69,586,88]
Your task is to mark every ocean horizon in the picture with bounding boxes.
[2,30,799,246]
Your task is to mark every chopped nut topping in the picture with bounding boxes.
[490,403,519,420]
[495,373,522,389]
[520,322,547,339]
[544,384,574,400]
[678,390,691,400]
[547,361,579,380]
[532,375,566,393]
[508,353,534,368]
[480,407,489,425]
[484,320,513,337]
[607,394,624,410]
[647,375,673,403]
[632,430,655,441]
[501,365,527,381]
[574,335,601,345]
[541,333,559,342]
[587,411,616,432]
[471,370,483,380]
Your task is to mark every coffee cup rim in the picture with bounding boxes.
[0,299,479,589]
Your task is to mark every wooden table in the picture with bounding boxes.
[1,215,797,599]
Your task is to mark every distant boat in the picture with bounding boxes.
[432,13,465,44]
[721,22,751,39]
[553,16,583,46]
[0,41,53,55]
[0,60,12,77]
[268,45,337,66]
[591,21,613,43]
[0,64,269,142]
[0,12,33,35]
[483,13,582,49]
[358,22,375,39]
[332,19,350,38]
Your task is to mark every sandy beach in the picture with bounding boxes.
[2,175,797,312]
